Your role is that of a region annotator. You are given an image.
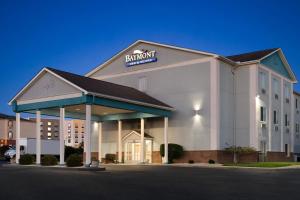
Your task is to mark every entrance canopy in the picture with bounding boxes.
[9,67,174,120]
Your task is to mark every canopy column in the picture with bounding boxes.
[84,104,92,166]
[98,122,102,162]
[118,120,122,163]
[164,117,168,164]
[15,113,21,164]
[36,110,41,165]
[140,118,145,163]
[59,107,65,165]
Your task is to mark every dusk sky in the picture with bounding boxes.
[1,0,300,115]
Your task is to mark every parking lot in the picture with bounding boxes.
[0,163,300,200]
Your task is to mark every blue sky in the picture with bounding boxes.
[1,0,300,115]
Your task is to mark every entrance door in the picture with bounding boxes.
[126,142,141,162]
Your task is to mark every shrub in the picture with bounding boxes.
[208,159,215,164]
[160,143,184,163]
[66,154,82,167]
[105,154,116,162]
[188,160,194,164]
[225,146,257,163]
[19,154,34,165]
[65,146,83,160]
[41,155,58,166]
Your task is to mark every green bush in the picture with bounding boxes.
[65,146,83,160]
[19,154,34,165]
[160,143,184,163]
[41,155,58,166]
[105,154,116,162]
[208,159,215,164]
[66,154,82,167]
[188,160,194,164]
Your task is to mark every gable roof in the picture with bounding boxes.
[9,67,173,111]
[226,48,279,62]
[122,130,153,141]
[85,40,223,77]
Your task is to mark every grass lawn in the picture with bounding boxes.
[224,162,300,168]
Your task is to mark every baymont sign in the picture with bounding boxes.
[125,49,157,67]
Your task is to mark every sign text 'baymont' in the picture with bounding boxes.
[125,49,157,67]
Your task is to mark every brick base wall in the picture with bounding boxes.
[84,151,294,164]
[266,152,294,162]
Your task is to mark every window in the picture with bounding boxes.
[296,99,298,109]
[8,120,13,128]
[47,132,52,137]
[47,122,52,126]
[285,84,290,102]
[138,77,147,92]
[273,110,278,124]
[285,114,289,127]
[68,123,71,128]
[273,78,279,97]
[260,106,267,122]
[8,131,13,139]
[48,127,51,131]
[296,123,300,133]
[285,144,290,157]
[259,72,267,92]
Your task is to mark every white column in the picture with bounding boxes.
[140,118,145,163]
[280,79,284,152]
[118,120,122,163]
[98,122,102,162]
[59,107,65,165]
[85,105,92,166]
[36,110,41,165]
[291,82,294,153]
[16,113,21,164]
[268,72,272,151]
[164,117,168,164]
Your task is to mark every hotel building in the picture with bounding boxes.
[9,40,299,164]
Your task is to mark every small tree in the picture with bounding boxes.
[160,143,184,163]
[225,146,256,163]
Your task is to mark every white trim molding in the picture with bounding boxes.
[249,65,258,149]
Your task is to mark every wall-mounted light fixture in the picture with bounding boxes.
[194,104,201,120]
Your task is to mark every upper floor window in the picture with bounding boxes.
[259,72,267,93]
[260,106,267,122]
[273,78,279,99]
[273,110,278,124]
[285,114,289,127]
[284,84,290,103]
[296,123,300,133]
[138,77,147,92]
[47,122,52,126]
[8,120,13,128]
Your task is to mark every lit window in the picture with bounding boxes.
[138,77,147,92]
[8,131,13,139]
[47,137,51,140]
[260,106,267,122]
[48,127,51,131]
[48,122,52,126]
[48,132,52,137]
[68,123,71,127]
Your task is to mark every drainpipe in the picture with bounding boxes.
[231,67,237,164]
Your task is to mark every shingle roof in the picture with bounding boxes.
[46,67,173,110]
[226,48,279,62]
